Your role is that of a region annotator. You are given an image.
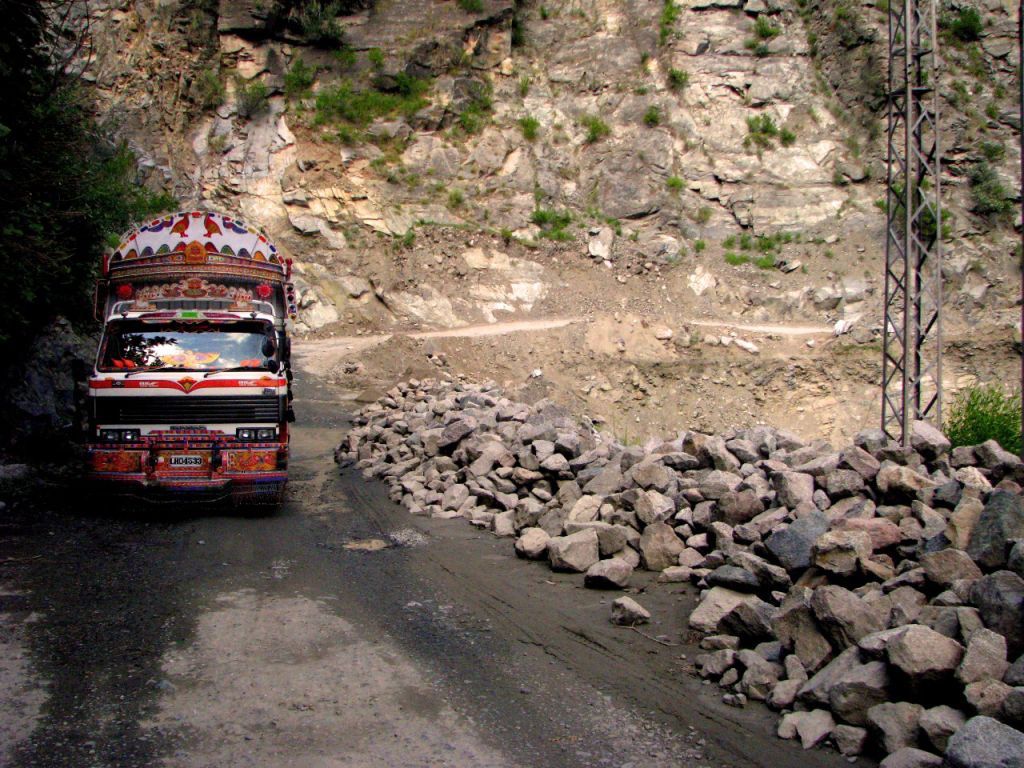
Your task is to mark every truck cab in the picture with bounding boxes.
[86,211,295,505]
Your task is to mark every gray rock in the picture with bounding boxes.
[778,709,835,749]
[718,599,777,643]
[639,522,684,571]
[879,748,942,768]
[944,715,1024,768]
[772,471,815,508]
[1006,654,1024,686]
[582,463,626,495]
[919,705,966,753]
[697,648,736,678]
[911,420,951,460]
[730,550,791,591]
[886,624,964,682]
[970,571,1024,657]
[584,558,633,589]
[826,468,867,497]
[921,548,983,587]
[866,701,924,754]
[610,596,650,626]
[1003,687,1024,728]
[967,491,1024,571]
[1009,541,1024,578]
[765,510,831,571]
[964,679,1014,717]
[715,489,765,525]
[707,565,760,592]
[634,489,676,525]
[699,470,743,499]
[438,418,476,449]
[813,529,873,576]
[798,646,861,708]
[689,587,760,633]
[514,527,550,559]
[876,464,937,496]
[811,585,887,650]
[773,589,833,673]
[975,440,1023,474]
[958,628,1009,686]
[547,528,600,572]
[829,660,891,726]
[832,724,869,756]
[840,446,882,479]
[767,679,802,710]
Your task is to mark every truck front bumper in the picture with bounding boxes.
[87,443,288,503]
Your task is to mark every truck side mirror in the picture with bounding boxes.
[267,360,280,373]
[261,336,277,358]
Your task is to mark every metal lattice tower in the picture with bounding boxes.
[881,0,944,445]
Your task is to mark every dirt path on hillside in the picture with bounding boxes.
[294,315,835,378]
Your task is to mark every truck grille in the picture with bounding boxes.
[94,395,281,424]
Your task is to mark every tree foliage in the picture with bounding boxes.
[0,1,174,352]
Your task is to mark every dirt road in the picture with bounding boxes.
[0,370,852,768]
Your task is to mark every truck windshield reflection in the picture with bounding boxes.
[99,320,273,371]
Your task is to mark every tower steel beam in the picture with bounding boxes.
[882,0,943,445]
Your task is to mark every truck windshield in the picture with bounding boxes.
[99,320,275,371]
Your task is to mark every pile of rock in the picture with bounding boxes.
[337,377,1024,766]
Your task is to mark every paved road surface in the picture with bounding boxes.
[0,372,853,768]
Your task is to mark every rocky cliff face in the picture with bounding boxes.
[70,0,1023,443]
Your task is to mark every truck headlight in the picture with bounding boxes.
[256,428,276,441]
[236,428,255,441]
[101,429,121,442]
[121,429,141,442]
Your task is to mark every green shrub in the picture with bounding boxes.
[724,251,749,266]
[980,140,1006,162]
[659,0,680,45]
[668,68,689,90]
[739,233,752,250]
[753,15,781,39]
[643,106,661,127]
[969,160,1013,217]
[945,384,1021,455]
[367,47,385,69]
[723,235,737,248]
[754,254,776,269]
[518,115,540,140]
[193,69,225,110]
[455,81,493,134]
[236,77,269,118]
[458,0,484,12]
[944,6,983,43]
[519,75,530,97]
[581,114,610,143]
[447,188,465,208]
[284,58,316,99]
[666,175,683,191]
[315,76,430,125]
[531,207,573,240]
[695,206,712,224]
[744,113,780,150]
[694,239,706,252]
[780,128,797,146]
[296,0,345,46]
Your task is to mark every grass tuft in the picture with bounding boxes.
[945,384,1021,455]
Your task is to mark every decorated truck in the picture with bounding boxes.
[85,211,296,504]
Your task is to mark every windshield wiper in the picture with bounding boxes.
[123,366,185,378]
[202,366,271,379]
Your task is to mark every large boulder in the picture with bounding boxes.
[773,589,834,673]
[970,571,1024,657]
[886,624,964,683]
[957,628,1009,686]
[610,596,650,626]
[967,491,1024,571]
[910,420,951,459]
[918,705,966,753]
[584,558,633,589]
[813,529,873,576]
[828,659,892,726]
[865,701,924,754]
[811,585,886,650]
[514,527,550,559]
[920,548,983,587]
[765,510,831,571]
[772,471,816,508]
[689,587,760,633]
[639,522,684,571]
[547,528,600,572]
[944,715,1024,768]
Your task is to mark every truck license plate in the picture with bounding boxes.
[168,455,204,468]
